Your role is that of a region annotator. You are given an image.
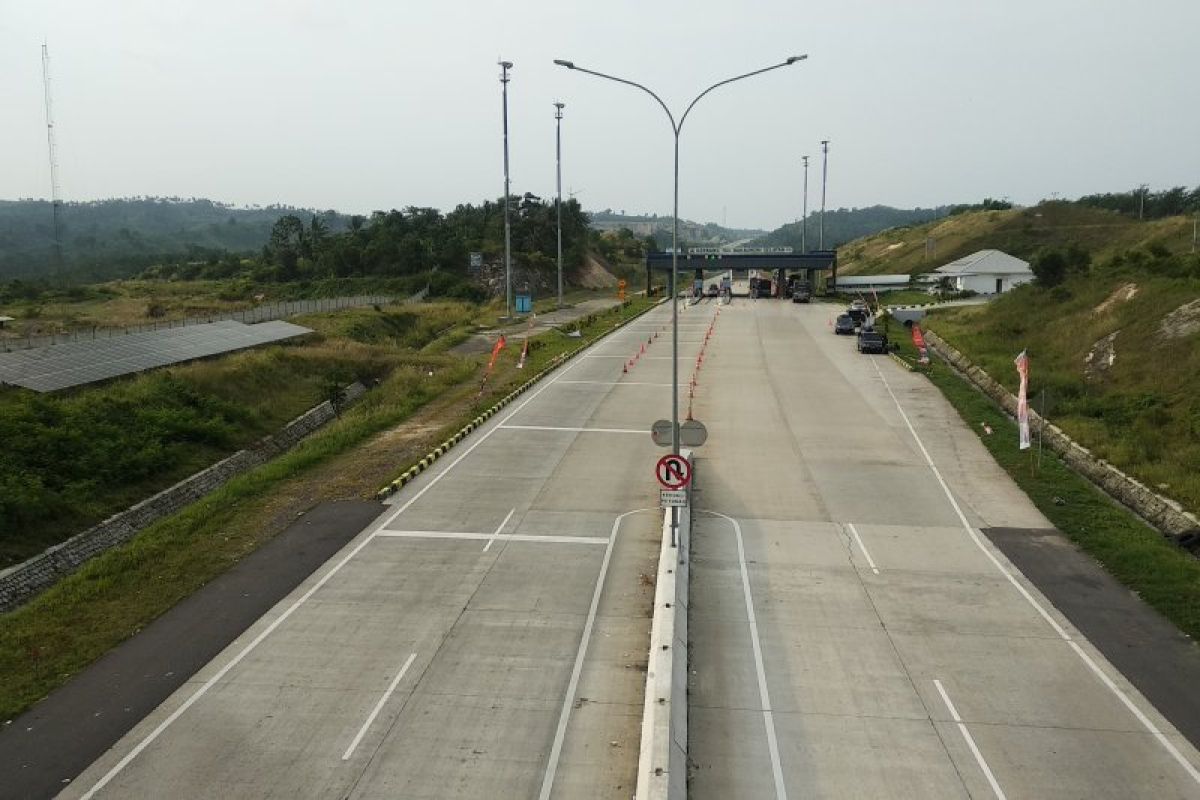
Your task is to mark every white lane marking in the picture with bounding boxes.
[341,653,418,760]
[556,380,673,387]
[538,509,655,800]
[846,522,880,574]
[376,527,604,546]
[498,424,644,435]
[703,510,787,800]
[869,357,1200,785]
[482,508,516,553]
[933,679,1007,800]
[79,318,606,798]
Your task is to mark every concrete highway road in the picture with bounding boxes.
[62,302,711,799]
[687,298,1200,798]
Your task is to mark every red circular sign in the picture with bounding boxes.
[655,454,691,489]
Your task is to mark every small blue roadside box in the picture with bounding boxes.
[516,294,532,313]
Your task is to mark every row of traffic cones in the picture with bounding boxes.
[685,307,720,418]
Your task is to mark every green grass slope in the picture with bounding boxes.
[923,249,1200,514]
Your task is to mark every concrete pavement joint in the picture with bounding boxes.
[869,355,1200,786]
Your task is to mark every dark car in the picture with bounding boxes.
[707,284,719,297]
[791,282,812,303]
[834,314,856,335]
[856,329,888,354]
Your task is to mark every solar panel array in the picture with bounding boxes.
[0,320,313,392]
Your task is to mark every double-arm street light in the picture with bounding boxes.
[553,56,808,461]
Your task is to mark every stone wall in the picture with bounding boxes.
[924,330,1200,547]
[0,382,367,612]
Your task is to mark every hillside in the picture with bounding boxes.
[922,246,1200,517]
[0,198,351,281]
[837,203,1197,276]
[754,204,949,252]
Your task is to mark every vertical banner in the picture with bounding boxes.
[517,337,529,369]
[487,335,507,371]
[1014,349,1031,450]
[911,323,930,364]
[478,335,507,398]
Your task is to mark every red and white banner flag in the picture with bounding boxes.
[911,323,930,364]
[516,337,529,369]
[1014,350,1030,450]
[487,335,507,372]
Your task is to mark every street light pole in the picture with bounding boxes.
[500,60,514,319]
[801,154,810,253]
[819,139,829,249]
[555,102,565,310]
[553,54,807,476]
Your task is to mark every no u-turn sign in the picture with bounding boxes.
[655,454,691,490]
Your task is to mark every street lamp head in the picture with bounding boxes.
[553,59,575,69]
[554,101,565,110]
[499,60,513,69]
[786,54,808,64]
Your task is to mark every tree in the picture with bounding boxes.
[1031,249,1068,287]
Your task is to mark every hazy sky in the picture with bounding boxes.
[3,0,1198,230]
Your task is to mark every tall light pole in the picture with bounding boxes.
[819,139,830,249]
[500,60,514,318]
[555,101,565,309]
[801,154,810,253]
[553,54,807,477]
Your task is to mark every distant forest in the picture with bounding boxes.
[0,198,351,281]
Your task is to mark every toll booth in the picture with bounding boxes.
[645,248,838,297]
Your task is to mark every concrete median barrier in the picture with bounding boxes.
[635,450,692,800]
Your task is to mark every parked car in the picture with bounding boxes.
[856,329,888,354]
[834,314,856,335]
[846,306,870,326]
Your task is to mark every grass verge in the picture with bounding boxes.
[0,296,655,721]
[892,337,1200,641]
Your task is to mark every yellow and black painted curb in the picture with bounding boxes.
[375,299,663,500]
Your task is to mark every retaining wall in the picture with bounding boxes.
[924,329,1200,546]
[0,382,367,612]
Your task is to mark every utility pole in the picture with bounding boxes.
[1192,213,1197,254]
[1138,184,1147,220]
[801,155,809,253]
[500,60,513,318]
[554,101,565,309]
[819,139,830,249]
[41,43,63,273]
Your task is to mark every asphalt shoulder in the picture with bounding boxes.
[982,525,1200,748]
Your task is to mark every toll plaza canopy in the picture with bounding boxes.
[645,247,839,290]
